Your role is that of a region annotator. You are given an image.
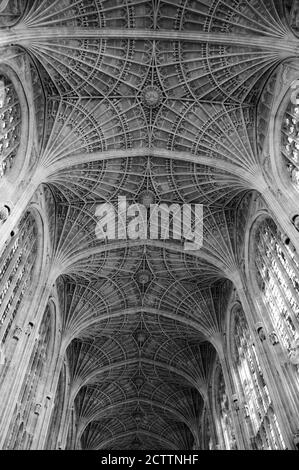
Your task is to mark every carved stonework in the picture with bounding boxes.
[255,322,267,342]
[269,331,279,346]
[289,339,299,365]
[25,322,34,336]
[1,0,298,451]
[34,403,42,416]
[141,85,162,109]
[12,326,22,340]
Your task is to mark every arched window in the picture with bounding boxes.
[281,90,299,190]
[5,304,52,449]
[213,362,237,450]
[230,306,285,450]
[253,217,299,386]
[0,211,38,350]
[0,73,22,179]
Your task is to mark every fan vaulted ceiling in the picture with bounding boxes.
[8,0,299,449]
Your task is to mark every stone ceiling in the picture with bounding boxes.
[3,0,299,450]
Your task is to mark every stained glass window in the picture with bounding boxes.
[0,74,21,179]
[254,218,299,386]
[231,307,285,449]
[281,89,299,190]
[0,212,38,347]
[5,305,52,449]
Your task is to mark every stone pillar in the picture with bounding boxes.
[217,346,249,450]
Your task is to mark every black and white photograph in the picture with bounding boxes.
[0,0,299,459]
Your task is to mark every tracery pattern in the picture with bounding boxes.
[0,0,296,450]
[281,91,299,190]
[231,307,285,449]
[22,0,288,36]
[4,305,52,450]
[254,218,299,384]
[0,74,21,178]
[69,336,214,449]
[0,0,24,27]
[0,212,38,347]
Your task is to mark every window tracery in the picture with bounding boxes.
[231,306,285,449]
[0,73,21,179]
[254,218,299,385]
[0,212,38,348]
[4,304,52,449]
[281,90,299,190]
